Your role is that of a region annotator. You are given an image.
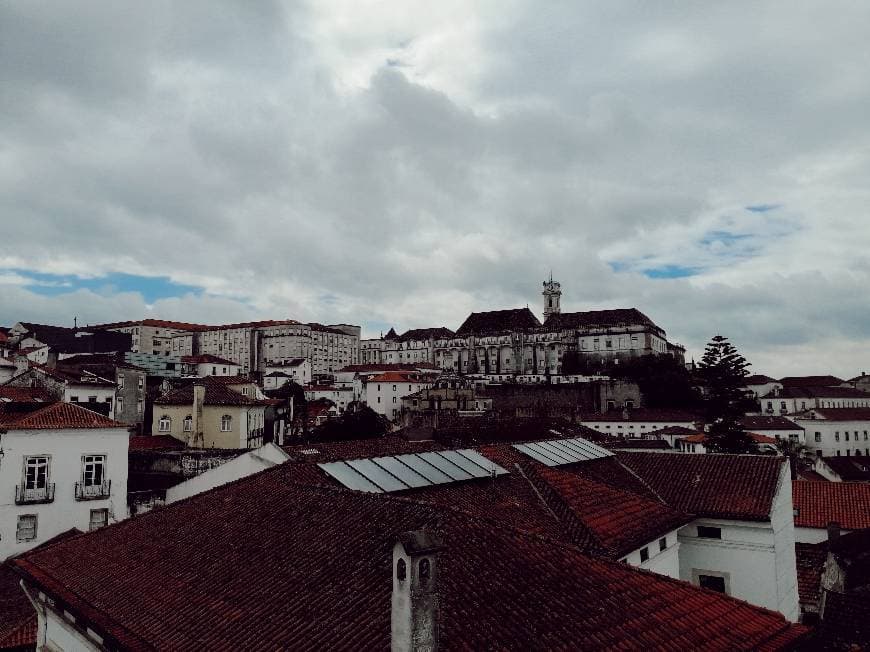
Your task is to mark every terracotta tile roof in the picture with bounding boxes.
[455,307,541,336]
[605,438,673,450]
[13,466,807,650]
[129,435,187,451]
[808,590,870,647]
[206,319,302,331]
[180,354,237,366]
[0,385,56,402]
[740,416,802,430]
[366,371,430,383]
[681,432,778,445]
[155,378,265,407]
[616,452,786,521]
[780,375,845,387]
[398,327,455,341]
[762,386,870,400]
[27,363,116,387]
[0,561,36,649]
[283,436,445,463]
[0,401,126,429]
[265,358,306,367]
[806,407,870,421]
[91,318,210,331]
[544,308,659,331]
[793,481,870,530]
[581,408,700,423]
[795,542,826,607]
[745,374,778,385]
[338,363,440,373]
[530,464,692,558]
[644,425,702,438]
[817,456,870,481]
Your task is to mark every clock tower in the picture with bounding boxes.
[542,273,561,321]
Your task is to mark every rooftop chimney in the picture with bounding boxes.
[391,530,443,652]
[827,521,841,543]
[192,384,206,447]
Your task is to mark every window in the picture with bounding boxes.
[16,515,38,542]
[82,455,105,487]
[183,415,193,432]
[659,537,667,552]
[698,574,727,593]
[392,397,397,404]
[117,396,123,413]
[138,377,144,389]
[221,414,232,432]
[24,456,49,490]
[846,432,851,441]
[815,432,822,442]
[118,375,125,389]
[835,432,840,442]
[697,526,721,539]
[158,416,171,432]
[89,508,109,531]
[639,547,649,563]
[70,395,80,402]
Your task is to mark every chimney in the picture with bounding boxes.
[391,530,443,652]
[827,521,841,544]
[192,384,206,447]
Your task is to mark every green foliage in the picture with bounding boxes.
[698,335,756,454]
[314,405,389,442]
[605,354,703,410]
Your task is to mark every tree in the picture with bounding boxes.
[606,354,704,411]
[698,335,756,454]
[313,405,389,442]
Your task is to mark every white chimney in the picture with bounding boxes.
[391,530,443,652]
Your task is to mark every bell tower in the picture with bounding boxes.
[542,272,561,321]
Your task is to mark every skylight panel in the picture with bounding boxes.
[512,437,614,467]
[317,449,509,493]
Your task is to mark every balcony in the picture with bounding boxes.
[15,483,55,505]
[75,480,112,501]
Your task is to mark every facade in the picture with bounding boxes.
[361,327,455,366]
[303,385,354,414]
[11,442,808,650]
[152,379,268,449]
[262,358,311,385]
[675,432,779,454]
[181,354,241,377]
[362,372,436,421]
[4,365,117,419]
[793,408,870,458]
[739,416,805,444]
[92,319,206,356]
[793,481,870,544]
[0,402,129,561]
[759,386,870,416]
[580,408,698,437]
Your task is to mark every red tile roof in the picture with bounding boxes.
[338,363,440,373]
[806,407,870,421]
[745,374,778,385]
[795,542,826,608]
[455,307,541,336]
[0,561,36,649]
[616,452,786,521]
[740,416,802,430]
[0,401,126,429]
[780,375,845,387]
[180,354,237,366]
[0,385,56,402]
[13,467,807,650]
[530,464,692,558]
[366,371,431,383]
[681,432,778,445]
[762,386,870,400]
[129,435,187,451]
[544,308,659,331]
[793,481,870,530]
[154,379,265,407]
[582,408,700,423]
[91,318,210,331]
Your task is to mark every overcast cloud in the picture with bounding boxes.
[2,1,869,377]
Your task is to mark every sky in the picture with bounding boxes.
[1,1,869,378]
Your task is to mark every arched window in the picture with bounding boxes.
[419,558,431,585]
[221,414,232,432]
[183,415,192,432]
[158,416,171,432]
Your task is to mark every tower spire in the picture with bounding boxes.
[542,274,561,321]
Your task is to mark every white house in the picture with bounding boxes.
[580,408,699,438]
[0,402,129,561]
[739,416,805,444]
[362,372,435,421]
[759,386,870,416]
[743,374,782,400]
[181,354,241,377]
[262,358,311,386]
[793,408,870,458]
[303,385,354,414]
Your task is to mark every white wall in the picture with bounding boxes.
[364,379,433,420]
[0,427,129,560]
[581,419,696,438]
[675,465,799,621]
[166,444,289,504]
[63,385,116,419]
[619,529,681,579]
[794,417,870,458]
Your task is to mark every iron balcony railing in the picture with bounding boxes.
[15,482,55,505]
[75,480,112,501]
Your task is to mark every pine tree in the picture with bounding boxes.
[698,335,756,454]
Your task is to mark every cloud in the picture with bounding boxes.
[1,1,869,378]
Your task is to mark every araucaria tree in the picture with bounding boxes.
[698,335,756,454]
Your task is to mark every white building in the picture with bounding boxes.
[362,372,435,421]
[743,374,782,400]
[263,358,311,386]
[181,354,241,377]
[759,386,870,416]
[4,365,117,419]
[0,402,129,561]
[675,432,778,454]
[793,408,870,458]
[739,416,805,444]
[580,408,699,438]
[91,319,205,356]
[304,385,355,414]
